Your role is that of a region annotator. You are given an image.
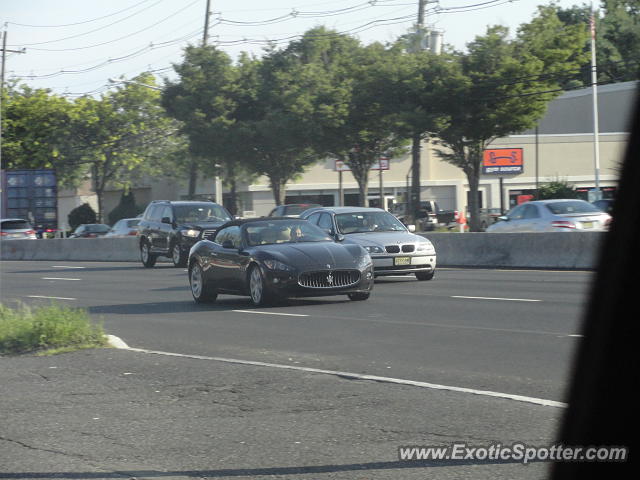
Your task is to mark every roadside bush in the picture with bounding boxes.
[108,191,143,225]
[0,303,106,355]
[537,180,579,200]
[68,203,97,230]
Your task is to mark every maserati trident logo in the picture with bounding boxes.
[327,272,334,285]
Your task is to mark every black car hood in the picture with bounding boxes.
[255,242,364,269]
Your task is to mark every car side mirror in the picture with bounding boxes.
[221,240,235,249]
[498,216,509,222]
[161,217,172,224]
[407,224,416,232]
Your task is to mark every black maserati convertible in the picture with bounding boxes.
[188,218,374,306]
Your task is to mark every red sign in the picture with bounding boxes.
[483,149,523,175]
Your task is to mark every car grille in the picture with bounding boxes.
[385,244,415,253]
[299,270,360,288]
[202,229,217,241]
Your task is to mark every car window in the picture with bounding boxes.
[507,205,526,220]
[1,220,31,230]
[268,207,280,217]
[86,224,110,233]
[317,213,333,232]
[546,201,601,215]
[335,211,406,234]
[522,204,540,219]
[146,205,163,222]
[160,206,173,222]
[214,226,241,249]
[244,220,332,246]
[174,203,231,223]
[126,219,140,228]
[305,212,321,225]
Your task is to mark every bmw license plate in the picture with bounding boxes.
[394,257,411,266]
[582,222,594,229]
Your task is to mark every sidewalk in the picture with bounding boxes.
[1,348,562,479]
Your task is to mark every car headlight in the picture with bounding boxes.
[417,240,435,252]
[357,255,373,269]
[363,245,384,254]
[263,259,294,271]
[182,229,201,238]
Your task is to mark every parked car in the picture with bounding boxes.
[105,218,140,238]
[0,218,37,240]
[268,203,322,217]
[138,200,233,268]
[476,208,503,231]
[486,199,611,233]
[69,223,110,238]
[592,198,614,214]
[301,207,437,280]
[188,217,374,305]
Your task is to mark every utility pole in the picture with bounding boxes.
[590,0,601,201]
[187,0,213,201]
[409,0,427,226]
[1,29,26,216]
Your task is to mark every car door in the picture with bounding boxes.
[155,205,174,252]
[212,226,244,292]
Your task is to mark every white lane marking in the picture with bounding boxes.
[51,265,86,269]
[27,295,77,301]
[451,295,541,302]
[232,310,309,317]
[117,345,566,409]
[41,277,82,281]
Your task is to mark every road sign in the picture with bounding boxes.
[334,157,390,172]
[483,148,523,174]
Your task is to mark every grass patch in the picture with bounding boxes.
[0,303,107,355]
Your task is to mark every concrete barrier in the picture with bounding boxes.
[419,232,605,270]
[2,233,605,269]
[1,237,140,262]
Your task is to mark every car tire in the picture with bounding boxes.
[189,262,217,303]
[248,265,274,306]
[140,241,157,268]
[171,242,187,267]
[415,270,435,281]
[348,292,370,301]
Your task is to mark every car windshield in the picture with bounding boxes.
[1,220,31,230]
[244,220,332,246]
[126,219,140,227]
[336,211,406,234]
[546,201,602,215]
[174,204,231,223]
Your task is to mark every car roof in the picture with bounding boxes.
[217,217,312,228]
[302,206,386,215]
[151,200,221,206]
[520,199,592,205]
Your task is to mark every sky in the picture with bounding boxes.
[1,0,585,98]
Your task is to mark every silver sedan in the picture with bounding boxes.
[486,199,611,232]
[301,207,437,280]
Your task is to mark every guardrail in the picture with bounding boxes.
[1,237,140,262]
[419,232,605,270]
[1,232,605,269]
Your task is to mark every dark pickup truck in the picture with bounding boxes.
[391,201,456,230]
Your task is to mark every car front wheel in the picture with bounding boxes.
[172,243,187,267]
[249,265,275,306]
[190,262,217,303]
[140,241,157,268]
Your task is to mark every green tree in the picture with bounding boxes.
[107,191,143,225]
[2,86,83,186]
[69,73,179,221]
[68,203,97,230]
[433,10,588,231]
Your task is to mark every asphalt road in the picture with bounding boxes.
[0,260,592,403]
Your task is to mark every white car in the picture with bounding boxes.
[0,218,37,240]
[301,207,437,280]
[487,199,611,233]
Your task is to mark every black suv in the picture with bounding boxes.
[138,200,232,268]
